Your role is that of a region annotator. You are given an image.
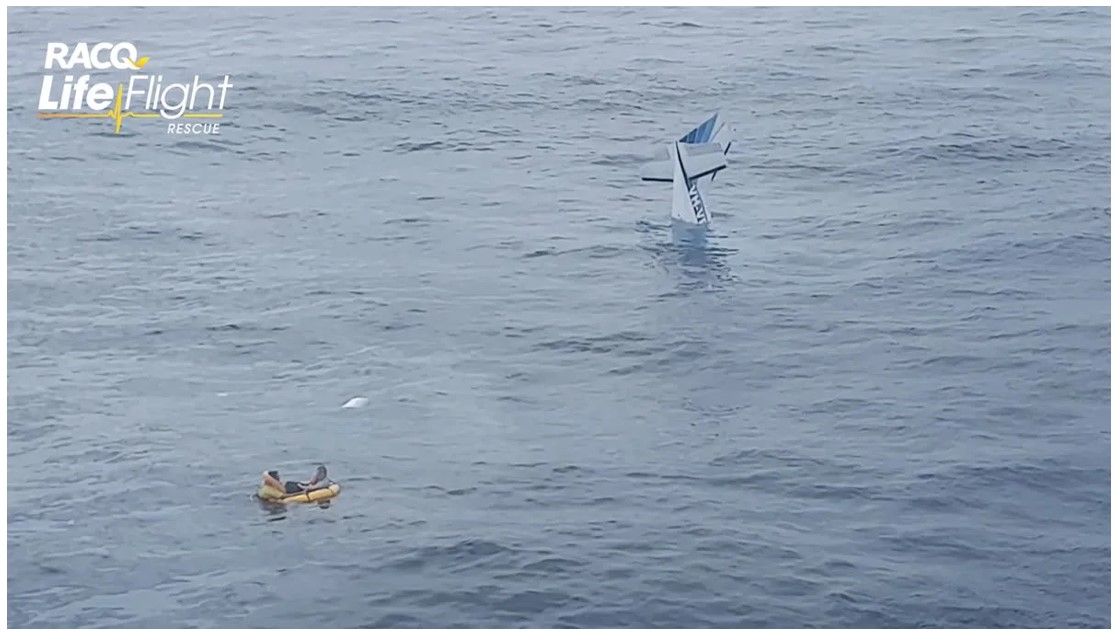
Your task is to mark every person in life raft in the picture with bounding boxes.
[258,465,331,500]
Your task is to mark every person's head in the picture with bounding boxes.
[316,465,327,480]
[264,470,282,488]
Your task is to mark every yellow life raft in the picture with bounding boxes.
[274,483,341,504]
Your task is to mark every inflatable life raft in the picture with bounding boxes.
[258,483,341,504]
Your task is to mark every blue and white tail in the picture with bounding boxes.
[679,112,721,144]
[640,112,732,225]
[640,112,732,184]
[671,140,726,225]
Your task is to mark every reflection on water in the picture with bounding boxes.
[638,218,739,290]
[256,495,335,521]
[257,496,289,521]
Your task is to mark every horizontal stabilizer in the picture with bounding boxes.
[677,142,728,180]
[640,162,672,182]
[642,142,729,182]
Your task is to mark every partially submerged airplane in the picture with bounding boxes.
[639,113,731,226]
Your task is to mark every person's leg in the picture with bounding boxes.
[284,481,303,494]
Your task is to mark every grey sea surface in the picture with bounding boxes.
[7,6,1110,628]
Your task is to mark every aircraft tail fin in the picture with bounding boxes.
[671,141,717,225]
[679,113,720,144]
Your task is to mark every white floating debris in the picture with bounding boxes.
[342,397,369,409]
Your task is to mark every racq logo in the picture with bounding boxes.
[37,42,233,135]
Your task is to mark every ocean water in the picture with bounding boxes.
[6,6,1110,628]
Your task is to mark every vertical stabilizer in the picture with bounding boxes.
[671,142,712,225]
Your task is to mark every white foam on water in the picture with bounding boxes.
[342,396,369,409]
